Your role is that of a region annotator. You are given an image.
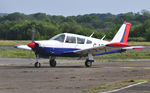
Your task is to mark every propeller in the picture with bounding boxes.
[29,29,35,58]
[32,29,35,42]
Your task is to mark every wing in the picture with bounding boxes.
[69,42,146,56]
[122,46,146,50]
[14,45,31,50]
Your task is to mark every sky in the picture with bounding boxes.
[0,0,150,16]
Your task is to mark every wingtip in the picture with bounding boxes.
[134,46,146,49]
[14,45,18,48]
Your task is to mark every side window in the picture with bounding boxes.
[66,36,76,43]
[86,40,92,44]
[54,34,65,42]
[77,37,85,44]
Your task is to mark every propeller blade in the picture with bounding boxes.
[32,29,35,42]
[29,28,35,59]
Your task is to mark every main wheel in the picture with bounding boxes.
[34,62,41,68]
[85,60,92,67]
[50,60,56,67]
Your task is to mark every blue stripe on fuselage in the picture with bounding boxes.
[38,47,80,56]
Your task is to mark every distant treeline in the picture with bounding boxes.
[0,10,150,41]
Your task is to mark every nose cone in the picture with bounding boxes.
[28,42,35,48]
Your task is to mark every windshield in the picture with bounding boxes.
[50,34,65,42]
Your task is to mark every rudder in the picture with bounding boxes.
[111,22,131,43]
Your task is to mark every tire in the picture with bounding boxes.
[85,60,92,67]
[34,62,41,68]
[50,60,56,67]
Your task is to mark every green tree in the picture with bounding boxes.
[145,28,150,41]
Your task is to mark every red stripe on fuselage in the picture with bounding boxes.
[123,23,131,43]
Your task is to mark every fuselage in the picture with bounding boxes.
[34,33,109,57]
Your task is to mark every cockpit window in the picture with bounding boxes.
[65,36,76,43]
[52,34,65,42]
[77,37,85,44]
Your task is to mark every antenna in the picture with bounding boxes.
[101,35,106,40]
[89,32,94,37]
[121,16,126,23]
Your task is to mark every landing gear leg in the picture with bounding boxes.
[34,54,41,68]
[85,53,94,67]
[49,56,56,67]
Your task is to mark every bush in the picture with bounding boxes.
[128,37,146,42]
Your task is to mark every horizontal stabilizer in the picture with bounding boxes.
[123,46,146,50]
[107,42,131,47]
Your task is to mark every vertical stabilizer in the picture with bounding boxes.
[111,22,131,43]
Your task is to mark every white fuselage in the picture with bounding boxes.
[35,33,109,50]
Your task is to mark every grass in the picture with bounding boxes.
[0,48,35,58]
[97,51,150,58]
[0,40,31,46]
[83,79,147,93]
[128,41,150,46]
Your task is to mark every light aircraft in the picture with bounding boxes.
[15,22,146,68]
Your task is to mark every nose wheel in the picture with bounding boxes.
[34,62,41,68]
[34,54,41,68]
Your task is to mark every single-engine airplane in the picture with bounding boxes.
[15,22,146,68]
